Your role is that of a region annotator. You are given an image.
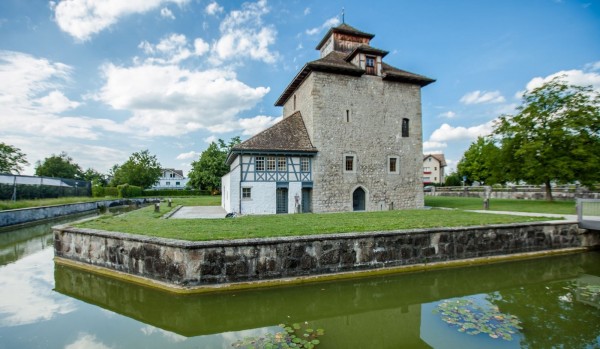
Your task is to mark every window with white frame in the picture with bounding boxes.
[255,156,265,171]
[242,187,251,199]
[300,158,310,172]
[344,154,356,173]
[267,156,276,171]
[277,156,287,171]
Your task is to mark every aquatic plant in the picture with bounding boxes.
[433,297,522,341]
[231,322,324,349]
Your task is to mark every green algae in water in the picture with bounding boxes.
[433,297,522,341]
[231,322,324,349]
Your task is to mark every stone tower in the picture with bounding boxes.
[275,23,435,212]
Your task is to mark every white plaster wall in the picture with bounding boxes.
[221,172,230,212]
[288,181,303,214]
[222,157,241,213]
[241,181,276,215]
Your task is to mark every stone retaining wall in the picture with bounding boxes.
[54,222,598,288]
[1,198,156,228]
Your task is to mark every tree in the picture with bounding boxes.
[494,77,600,200]
[0,142,28,174]
[188,137,241,191]
[81,168,108,186]
[35,152,83,179]
[457,136,504,185]
[110,150,162,189]
[444,171,462,186]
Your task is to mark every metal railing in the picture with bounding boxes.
[0,174,91,201]
[576,199,600,230]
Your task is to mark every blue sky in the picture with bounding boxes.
[0,0,599,176]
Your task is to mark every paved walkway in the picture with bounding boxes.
[169,206,227,219]
[464,209,578,222]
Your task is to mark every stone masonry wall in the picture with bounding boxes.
[309,72,424,212]
[54,222,595,287]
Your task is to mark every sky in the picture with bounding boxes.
[0,0,599,177]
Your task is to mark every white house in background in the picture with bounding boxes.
[221,22,434,215]
[423,154,446,184]
[152,168,189,190]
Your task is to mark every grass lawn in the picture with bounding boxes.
[76,199,559,241]
[0,195,221,211]
[425,196,576,214]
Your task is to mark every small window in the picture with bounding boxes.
[424,167,430,171]
[176,181,180,186]
[301,158,310,172]
[434,167,437,171]
[345,155,355,172]
[166,181,170,186]
[366,56,376,75]
[242,187,251,199]
[388,157,399,174]
[346,109,350,122]
[267,156,276,171]
[277,156,287,171]
[402,118,409,137]
[255,156,265,171]
[293,95,296,110]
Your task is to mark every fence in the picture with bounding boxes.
[426,185,600,201]
[0,174,91,201]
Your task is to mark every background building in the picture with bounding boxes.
[152,168,189,190]
[423,154,446,185]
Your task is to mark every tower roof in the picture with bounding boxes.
[315,23,375,50]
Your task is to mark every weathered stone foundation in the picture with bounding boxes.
[53,221,599,292]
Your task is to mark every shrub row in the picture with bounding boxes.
[141,189,211,196]
[92,186,211,198]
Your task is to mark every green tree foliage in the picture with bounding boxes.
[110,150,162,189]
[35,152,83,179]
[81,168,108,186]
[444,171,463,186]
[457,136,504,185]
[494,77,600,200]
[0,142,28,174]
[188,137,241,191]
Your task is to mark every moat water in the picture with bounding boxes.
[0,216,599,348]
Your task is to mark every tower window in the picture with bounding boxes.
[388,156,399,174]
[344,154,356,173]
[366,56,376,75]
[346,109,350,122]
[293,95,296,110]
[402,118,409,137]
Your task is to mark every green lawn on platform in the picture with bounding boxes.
[424,196,576,214]
[75,196,560,241]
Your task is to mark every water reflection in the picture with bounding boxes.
[53,252,600,348]
[1,215,599,348]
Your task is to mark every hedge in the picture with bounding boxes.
[141,189,211,196]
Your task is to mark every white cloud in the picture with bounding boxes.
[438,111,456,119]
[94,63,270,136]
[211,0,278,64]
[460,90,505,105]
[584,61,600,72]
[52,0,189,41]
[306,16,340,36]
[138,34,209,64]
[160,7,175,19]
[36,90,80,113]
[423,141,448,151]
[65,333,113,349]
[176,151,201,160]
[204,135,218,143]
[205,1,224,16]
[304,7,311,15]
[0,51,124,142]
[141,325,187,343]
[238,115,282,136]
[524,66,600,92]
[429,121,494,142]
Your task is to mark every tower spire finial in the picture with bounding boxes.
[342,7,345,24]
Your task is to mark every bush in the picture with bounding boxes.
[141,189,211,197]
[92,186,119,197]
[117,184,142,198]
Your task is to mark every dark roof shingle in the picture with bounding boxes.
[228,112,317,163]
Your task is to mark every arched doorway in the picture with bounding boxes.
[352,187,366,211]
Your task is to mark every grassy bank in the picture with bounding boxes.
[76,201,557,241]
[0,195,220,211]
[425,196,576,214]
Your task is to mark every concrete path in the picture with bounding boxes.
[169,206,227,219]
[464,209,578,222]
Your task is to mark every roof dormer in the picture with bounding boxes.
[315,23,375,57]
